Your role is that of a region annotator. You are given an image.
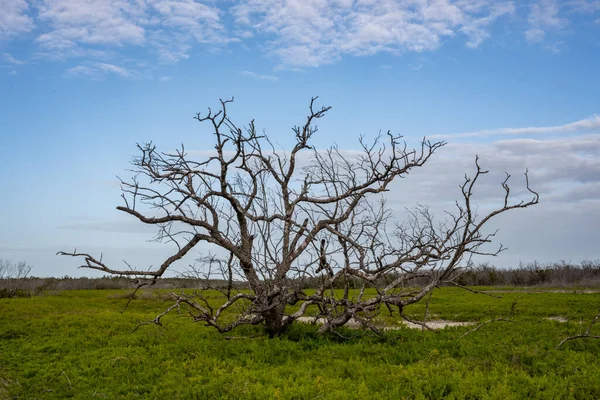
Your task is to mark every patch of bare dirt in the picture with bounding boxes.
[545,316,568,323]
[396,320,475,330]
[295,316,475,330]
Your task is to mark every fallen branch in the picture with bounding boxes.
[457,296,519,340]
[457,318,514,340]
[556,310,600,349]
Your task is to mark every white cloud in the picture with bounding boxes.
[525,28,546,43]
[97,62,132,77]
[159,75,173,81]
[241,70,278,81]
[3,53,26,65]
[565,0,600,14]
[382,132,600,266]
[525,0,567,44]
[66,62,137,79]
[36,0,147,47]
[0,0,34,40]
[149,0,221,35]
[148,0,236,62]
[460,1,516,48]
[0,0,598,73]
[66,65,96,78]
[395,133,600,205]
[34,0,229,64]
[232,0,516,68]
[431,115,600,139]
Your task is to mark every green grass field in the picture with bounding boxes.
[2,288,600,399]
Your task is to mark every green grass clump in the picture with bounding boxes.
[1,288,600,399]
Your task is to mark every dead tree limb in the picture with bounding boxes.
[556,310,600,349]
[457,296,520,340]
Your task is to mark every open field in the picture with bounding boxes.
[2,288,600,399]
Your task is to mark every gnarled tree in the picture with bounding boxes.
[59,98,539,336]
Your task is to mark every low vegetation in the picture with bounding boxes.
[2,287,600,399]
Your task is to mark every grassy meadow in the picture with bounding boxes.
[1,287,600,399]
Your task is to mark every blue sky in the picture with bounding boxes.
[1,0,599,277]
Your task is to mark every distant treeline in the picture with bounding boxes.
[453,260,600,287]
[0,276,214,298]
[1,260,600,298]
[296,260,600,290]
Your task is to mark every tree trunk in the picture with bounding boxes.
[263,301,287,337]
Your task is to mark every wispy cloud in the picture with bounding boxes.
[3,53,26,65]
[241,70,278,81]
[66,62,137,79]
[525,0,567,44]
[66,65,103,79]
[431,115,600,139]
[566,0,600,14]
[461,2,516,48]
[97,62,132,77]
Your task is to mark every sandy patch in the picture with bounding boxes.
[295,316,474,330]
[396,320,475,330]
[545,316,568,323]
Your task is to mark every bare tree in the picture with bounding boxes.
[0,259,32,280]
[0,259,33,298]
[59,97,539,336]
